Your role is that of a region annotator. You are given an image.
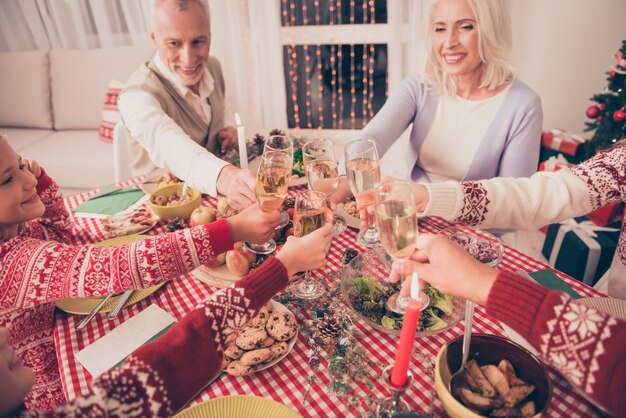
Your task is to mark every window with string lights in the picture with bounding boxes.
[280,0,388,130]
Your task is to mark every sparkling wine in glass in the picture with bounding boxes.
[245,136,293,255]
[303,139,346,235]
[344,138,381,247]
[374,181,429,314]
[289,190,327,299]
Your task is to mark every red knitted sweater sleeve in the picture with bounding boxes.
[0,219,234,310]
[20,170,73,243]
[36,257,289,418]
[486,269,626,416]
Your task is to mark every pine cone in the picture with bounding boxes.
[253,133,265,145]
[166,217,187,232]
[318,316,341,339]
[322,335,338,355]
[268,128,286,137]
[342,248,359,265]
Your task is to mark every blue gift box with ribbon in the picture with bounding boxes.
[541,216,620,285]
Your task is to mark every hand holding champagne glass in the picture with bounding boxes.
[374,181,429,314]
[303,139,346,235]
[245,135,293,255]
[289,190,328,299]
[344,138,381,247]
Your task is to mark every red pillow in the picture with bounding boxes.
[98,79,125,143]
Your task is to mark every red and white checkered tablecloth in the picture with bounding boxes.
[54,182,604,417]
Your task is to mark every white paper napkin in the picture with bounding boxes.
[76,304,176,377]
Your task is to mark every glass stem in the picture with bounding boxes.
[302,270,313,290]
[396,272,409,309]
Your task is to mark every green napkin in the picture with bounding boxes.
[73,186,145,215]
[529,269,581,299]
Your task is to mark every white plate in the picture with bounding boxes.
[288,176,308,187]
[335,203,360,229]
[101,207,159,239]
[190,264,241,288]
[254,301,298,373]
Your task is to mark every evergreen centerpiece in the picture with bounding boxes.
[217,128,307,175]
[584,40,626,157]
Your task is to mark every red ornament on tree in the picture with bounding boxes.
[597,116,604,122]
[610,70,616,78]
[599,103,606,110]
[586,106,600,118]
[614,109,626,123]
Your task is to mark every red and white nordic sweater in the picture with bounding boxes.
[488,270,626,416]
[0,172,234,411]
[11,258,289,417]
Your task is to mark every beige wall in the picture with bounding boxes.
[510,0,626,133]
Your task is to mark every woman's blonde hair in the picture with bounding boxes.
[423,0,516,97]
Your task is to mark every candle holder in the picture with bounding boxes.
[377,365,414,418]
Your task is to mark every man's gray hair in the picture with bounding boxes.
[150,0,210,29]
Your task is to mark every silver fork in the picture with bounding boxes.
[75,294,114,330]
[107,290,134,319]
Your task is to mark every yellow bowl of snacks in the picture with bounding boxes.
[435,334,551,418]
[149,183,201,221]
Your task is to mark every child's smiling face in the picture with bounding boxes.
[0,140,45,239]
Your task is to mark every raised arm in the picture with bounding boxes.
[34,258,289,418]
[20,169,73,243]
[487,270,626,416]
[391,233,626,416]
[118,89,229,197]
[419,145,626,229]
[0,219,234,310]
[31,225,333,417]
[357,76,423,158]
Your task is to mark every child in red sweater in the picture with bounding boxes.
[0,223,331,417]
[0,134,331,410]
[390,233,626,416]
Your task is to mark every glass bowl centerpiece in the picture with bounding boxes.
[340,248,465,337]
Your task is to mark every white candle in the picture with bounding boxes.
[235,112,248,169]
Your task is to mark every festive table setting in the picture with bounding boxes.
[51,171,610,417]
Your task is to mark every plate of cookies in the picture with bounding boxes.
[223,300,298,377]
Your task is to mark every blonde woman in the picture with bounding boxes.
[333,0,542,204]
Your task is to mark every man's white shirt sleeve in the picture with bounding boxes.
[118,89,229,197]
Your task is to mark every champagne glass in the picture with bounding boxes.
[344,138,381,247]
[303,139,347,235]
[289,190,327,299]
[374,181,429,314]
[267,135,294,229]
[245,135,293,255]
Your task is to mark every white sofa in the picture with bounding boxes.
[0,46,154,193]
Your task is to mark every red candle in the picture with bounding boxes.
[390,298,421,386]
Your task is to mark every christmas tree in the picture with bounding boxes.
[584,40,626,157]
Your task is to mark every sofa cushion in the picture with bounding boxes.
[98,79,124,143]
[1,128,54,152]
[0,50,52,129]
[19,130,114,189]
[50,46,154,130]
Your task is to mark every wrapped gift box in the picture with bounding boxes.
[538,154,573,172]
[541,129,587,157]
[541,216,620,286]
